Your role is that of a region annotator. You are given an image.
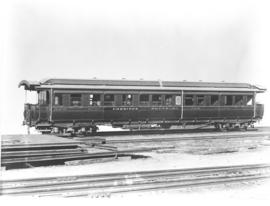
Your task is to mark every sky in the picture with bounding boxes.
[1,0,270,134]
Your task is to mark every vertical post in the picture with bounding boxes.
[25,90,30,134]
[25,90,27,103]
[50,88,53,122]
[253,91,256,118]
[181,90,184,119]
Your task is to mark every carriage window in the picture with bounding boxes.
[197,95,205,106]
[38,91,49,105]
[210,95,219,106]
[89,94,101,106]
[247,95,253,105]
[224,95,233,106]
[46,91,50,104]
[38,91,44,104]
[165,95,173,106]
[185,95,194,106]
[175,95,182,105]
[152,94,162,106]
[122,94,133,106]
[104,94,114,106]
[140,94,149,105]
[235,95,244,105]
[54,94,63,105]
[70,94,82,106]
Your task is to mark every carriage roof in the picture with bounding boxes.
[19,78,266,93]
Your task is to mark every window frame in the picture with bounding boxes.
[224,95,233,106]
[152,94,162,106]
[54,93,63,106]
[235,95,244,106]
[89,94,101,106]
[104,94,115,106]
[184,95,194,106]
[122,94,133,106]
[139,94,150,106]
[70,93,82,106]
[196,95,205,106]
[246,95,254,106]
[38,90,50,105]
[210,95,219,106]
[165,94,174,106]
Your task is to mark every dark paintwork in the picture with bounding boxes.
[20,79,265,130]
[28,104,262,126]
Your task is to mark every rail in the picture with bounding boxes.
[1,163,269,197]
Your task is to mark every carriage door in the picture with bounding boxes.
[38,90,50,121]
[175,95,183,120]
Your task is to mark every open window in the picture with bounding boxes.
[152,94,162,106]
[235,95,244,105]
[104,94,114,106]
[197,95,205,106]
[140,94,150,106]
[122,94,133,106]
[70,94,82,106]
[54,94,63,106]
[38,90,49,105]
[224,95,233,106]
[210,95,219,106]
[165,95,173,106]
[184,95,194,106]
[89,94,101,106]
[246,95,253,105]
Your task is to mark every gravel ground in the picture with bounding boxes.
[2,133,270,180]
[1,129,270,201]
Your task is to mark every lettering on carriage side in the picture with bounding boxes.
[151,107,178,110]
[113,107,139,111]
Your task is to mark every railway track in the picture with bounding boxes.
[1,163,269,197]
[2,130,269,170]
[76,132,270,144]
[1,146,173,167]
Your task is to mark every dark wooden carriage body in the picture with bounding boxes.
[19,79,266,133]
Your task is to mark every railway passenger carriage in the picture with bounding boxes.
[19,79,266,134]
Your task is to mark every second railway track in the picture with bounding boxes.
[1,163,270,197]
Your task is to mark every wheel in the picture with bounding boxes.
[160,124,171,129]
[214,123,221,130]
